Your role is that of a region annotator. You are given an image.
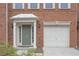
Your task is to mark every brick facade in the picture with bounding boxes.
[77,4,79,47]
[0,3,78,48]
[0,4,6,45]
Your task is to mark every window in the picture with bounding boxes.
[43,3,55,9]
[28,3,39,9]
[32,26,34,43]
[13,3,24,9]
[18,25,34,46]
[59,3,71,9]
[19,26,21,44]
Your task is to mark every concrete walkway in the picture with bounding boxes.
[44,48,79,56]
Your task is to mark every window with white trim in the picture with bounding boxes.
[13,3,24,9]
[28,3,39,9]
[17,24,34,47]
[43,3,55,9]
[59,3,71,9]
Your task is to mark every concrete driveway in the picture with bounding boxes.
[44,48,79,56]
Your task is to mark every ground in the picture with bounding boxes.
[44,48,79,56]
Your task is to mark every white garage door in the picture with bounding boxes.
[44,25,70,48]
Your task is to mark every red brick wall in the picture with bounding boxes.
[0,4,6,45]
[77,4,79,47]
[8,3,77,48]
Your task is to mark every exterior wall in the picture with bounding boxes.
[77,4,79,47]
[8,3,77,48]
[0,4,6,46]
[77,27,79,47]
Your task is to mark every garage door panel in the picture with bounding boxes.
[44,40,68,47]
[44,25,70,48]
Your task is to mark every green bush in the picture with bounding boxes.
[26,48,43,56]
[26,48,37,56]
[0,43,6,48]
[0,44,17,56]
[0,43,43,56]
[0,47,17,56]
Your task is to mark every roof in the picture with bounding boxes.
[11,14,38,19]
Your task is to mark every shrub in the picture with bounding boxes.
[26,48,37,56]
[26,48,43,56]
[0,44,17,56]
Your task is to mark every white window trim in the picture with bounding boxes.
[59,3,71,9]
[28,3,40,9]
[44,21,71,25]
[43,3,55,9]
[13,20,36,49]
[13,3,24,9]
[17,24,33,46]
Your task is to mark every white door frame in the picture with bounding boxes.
[13,20,36,49]
[17,24,32,46]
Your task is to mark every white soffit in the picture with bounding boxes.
[11,14,38,19]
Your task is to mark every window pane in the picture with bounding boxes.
[22,25,31,45]
[30,3,38,9]
[14,3,23,9]
[32,26,34,43]
[61,3,68,9]
[19,26,21,43]
[45,3,53,9]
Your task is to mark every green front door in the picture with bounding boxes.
[22,25,31,46]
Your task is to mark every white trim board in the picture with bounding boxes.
[44,21,71,25]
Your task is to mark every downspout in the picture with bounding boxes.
[76,3,78,48]
[6,3,8,47]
